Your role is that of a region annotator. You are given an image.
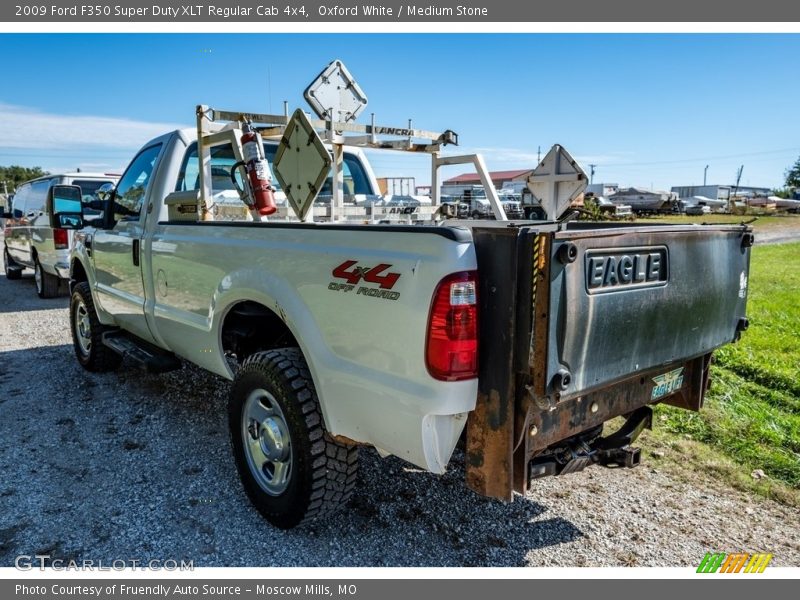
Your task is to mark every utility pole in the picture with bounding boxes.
[703,165,708,186]
[589,164,596,185]
[732,165,744,213]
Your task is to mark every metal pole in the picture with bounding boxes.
[331,142,344,222]
[196,105,214,221]
[431,152,440,207]
[704,165,708,186]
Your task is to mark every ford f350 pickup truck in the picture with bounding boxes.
[52,96,752,529]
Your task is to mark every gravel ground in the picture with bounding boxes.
[1,263,799,568]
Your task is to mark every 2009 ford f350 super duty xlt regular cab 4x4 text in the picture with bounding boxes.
[52,77,752,529]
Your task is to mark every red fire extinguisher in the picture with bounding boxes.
[240,121,277,216]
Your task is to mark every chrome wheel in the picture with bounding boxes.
[242,388,292,496]
[74,297,92,356]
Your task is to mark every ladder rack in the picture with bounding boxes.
[195,104,509,223]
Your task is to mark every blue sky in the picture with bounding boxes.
[1,33,798,191]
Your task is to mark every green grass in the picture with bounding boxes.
[646,242,800,503]
[640,212,800,230]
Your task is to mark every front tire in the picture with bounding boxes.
[4,248,22,280]
[229,348,358,529]
[70,281,122,372]
[34,258,60,298]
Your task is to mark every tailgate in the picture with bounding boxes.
[465,222,752,501]
[546,225,751,399]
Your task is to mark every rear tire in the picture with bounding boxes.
[34,258,60,298]
[229,348,358,529]
[4,248,22,280]
[70,281,122,372]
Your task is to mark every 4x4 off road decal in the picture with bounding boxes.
[328,260,401,301]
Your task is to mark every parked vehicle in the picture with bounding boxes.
[583,194,633,218]
[3,172,118,297]
[773,196,800,213]
[57,95,752,530]
[498,191,525,219]
[608,187,673,214]
[681,195,727,214]
[439,185,494,219]
[439,199,470,219]
[685,204,712,216]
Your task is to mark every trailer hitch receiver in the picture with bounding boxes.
[528,406,653,480]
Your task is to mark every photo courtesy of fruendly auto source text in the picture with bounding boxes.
[0,0,798,597]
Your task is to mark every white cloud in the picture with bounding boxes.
[0,103,185,151]
[467,146,542,166]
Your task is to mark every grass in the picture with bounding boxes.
[639,212,800,231]
[643,242,800,505]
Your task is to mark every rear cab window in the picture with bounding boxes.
[175,142,374,206]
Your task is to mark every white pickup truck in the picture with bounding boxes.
[53,107,753,530]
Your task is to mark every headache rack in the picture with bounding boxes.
[193,103,513,223]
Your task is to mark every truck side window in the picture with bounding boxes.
[12,184,28,218]
[113,144,162,222]
[26,180,50,215]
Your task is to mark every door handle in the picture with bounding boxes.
[132,239,140,267]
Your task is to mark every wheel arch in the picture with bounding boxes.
[69,257,89,294]
[219,300,300,364]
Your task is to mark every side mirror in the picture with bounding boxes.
[47,184,84,230]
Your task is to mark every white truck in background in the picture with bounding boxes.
[3,172,118,297]
[53,62,753,529]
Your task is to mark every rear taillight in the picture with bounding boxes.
[425,271,478,381]
[53,228,69,250]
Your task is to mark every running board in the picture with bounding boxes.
[101,331,182,374]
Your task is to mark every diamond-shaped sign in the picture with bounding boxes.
[273,109,332,221]
[304,59,368,123]
[526,145,587,220]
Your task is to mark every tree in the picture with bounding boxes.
[786,156,800,189]
[0,165,49,193]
